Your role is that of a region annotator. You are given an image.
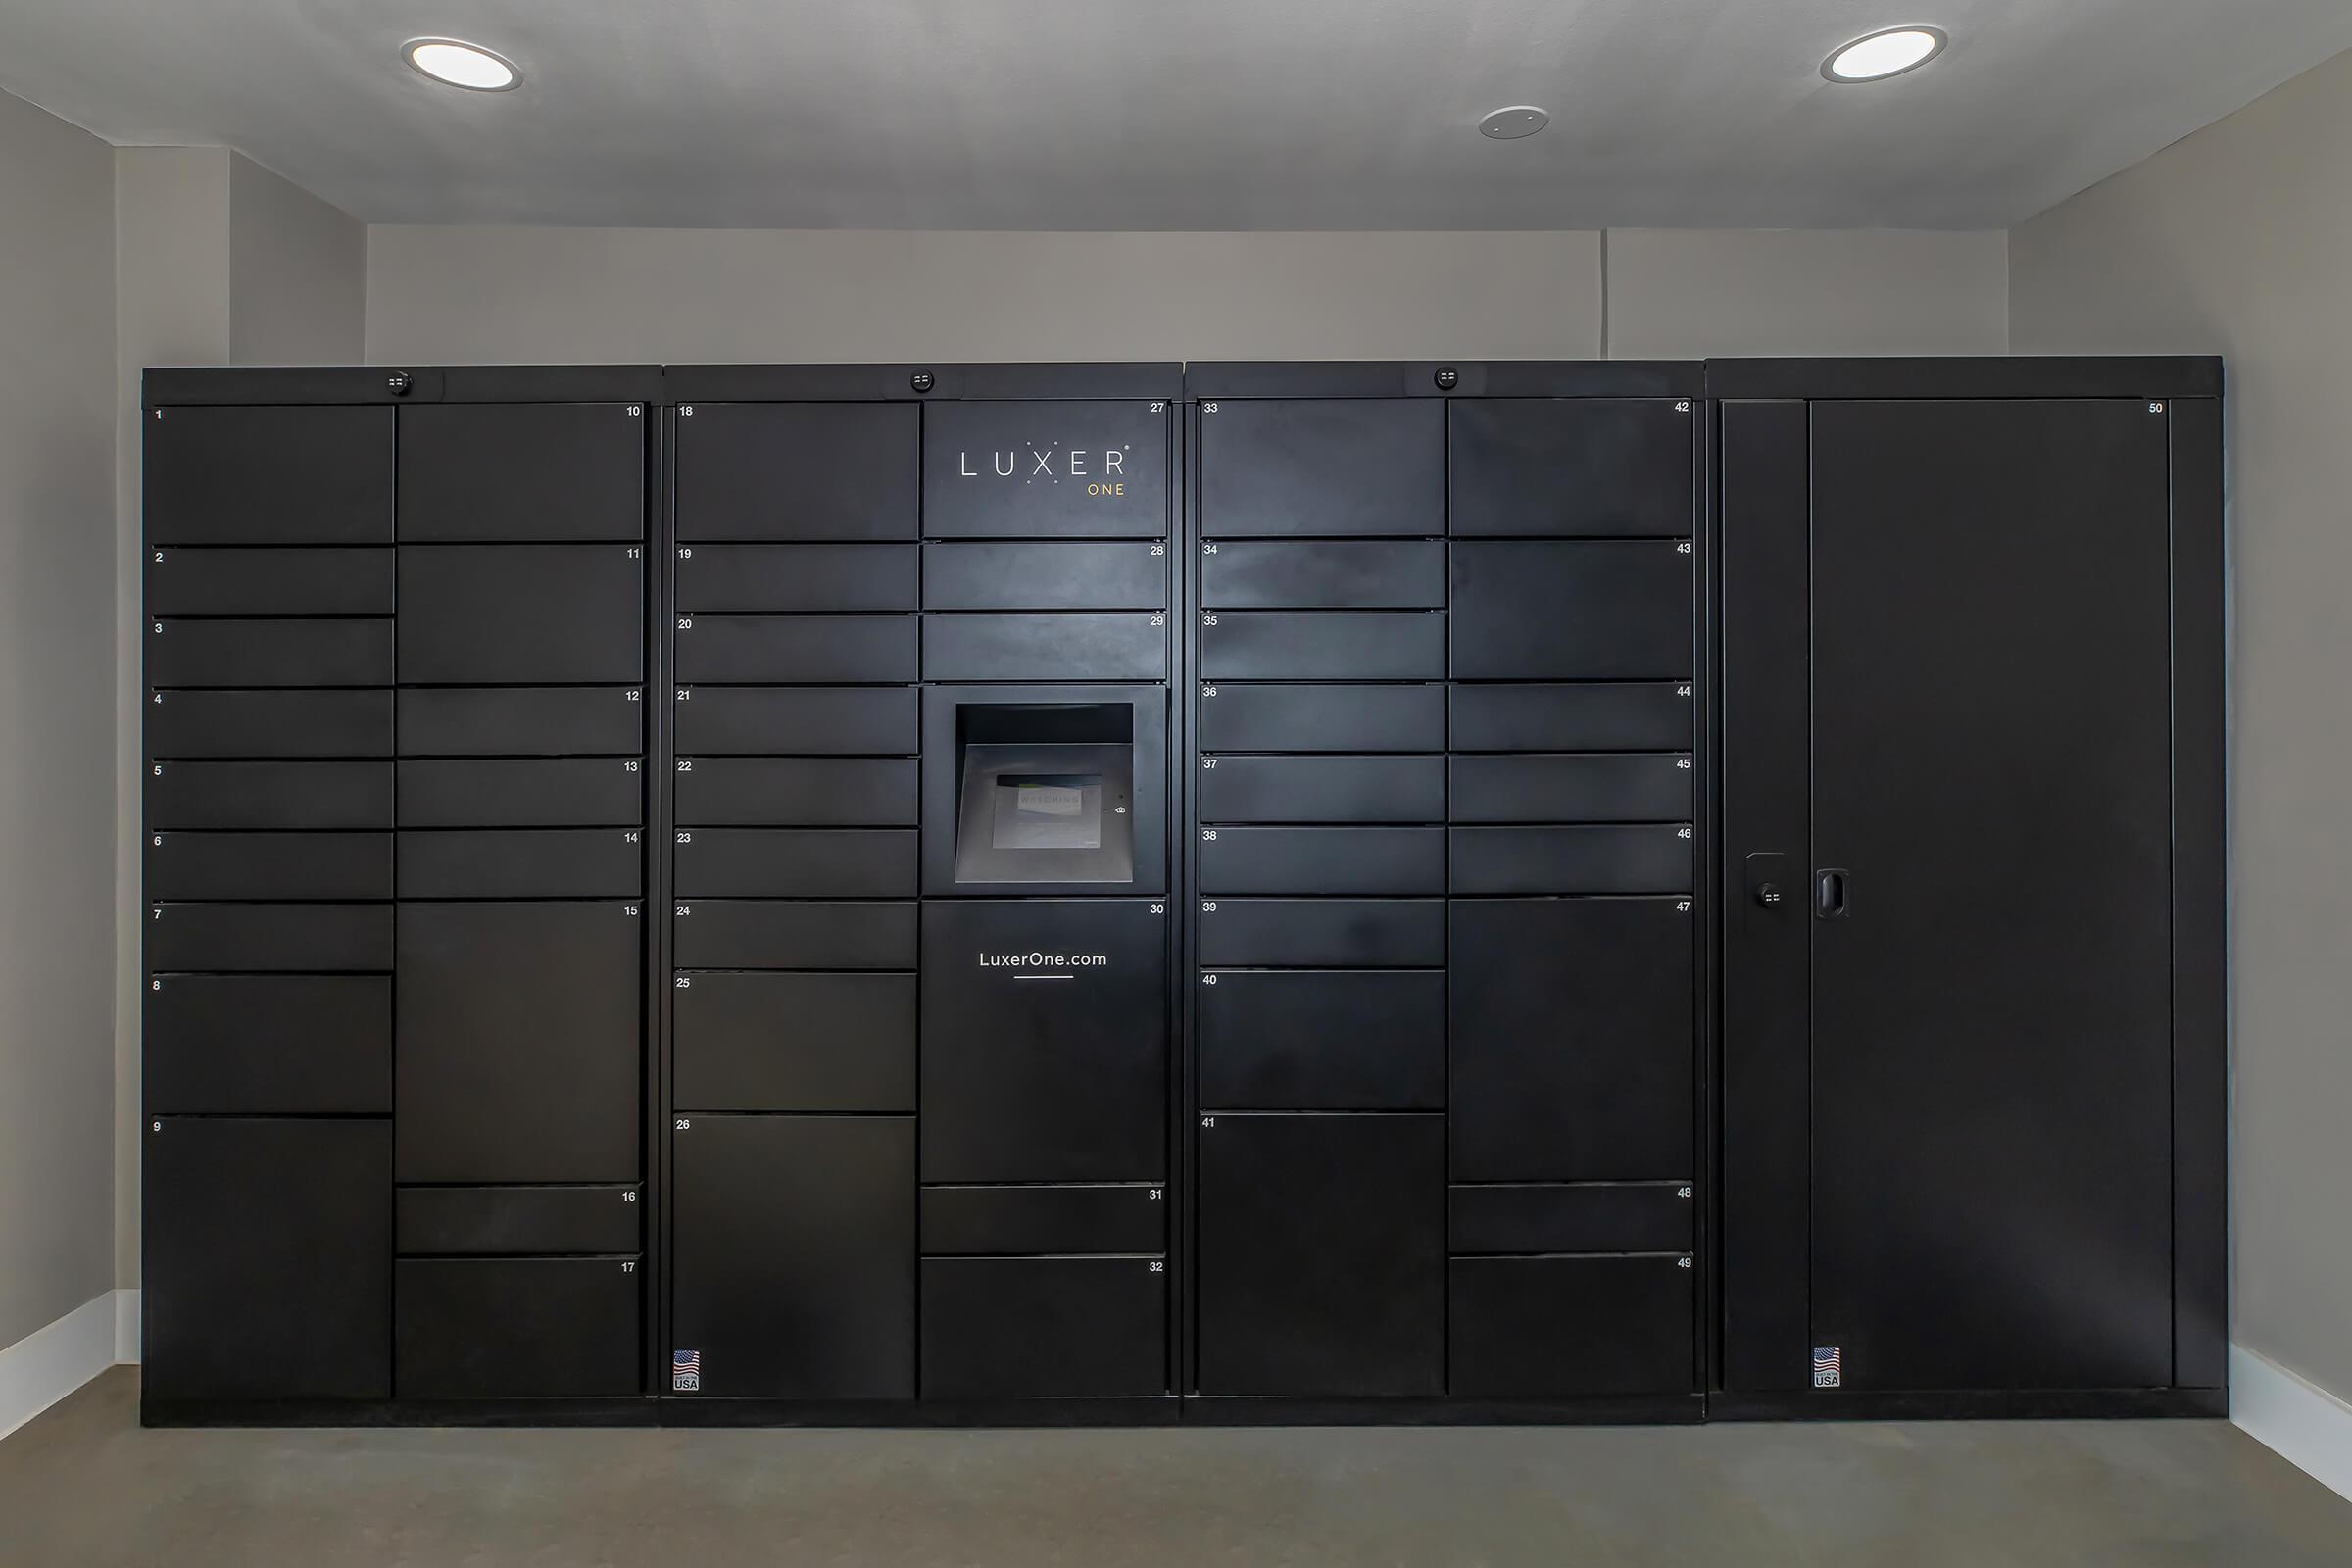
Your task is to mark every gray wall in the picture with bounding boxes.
[230,155,365,364]
[365,225,2008,366]
[2011,44,2352,1401]
[0,88,119,1348]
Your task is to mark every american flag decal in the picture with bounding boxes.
[672,1349,702,1393]
[1812,1346,1842,1389]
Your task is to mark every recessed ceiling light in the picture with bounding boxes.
[1822,25,1948,83]
[1479,106,1549,140]
[404,37,521,92]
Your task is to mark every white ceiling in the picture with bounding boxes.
[3,0,2349,229]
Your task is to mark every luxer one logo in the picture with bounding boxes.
[958,443,1131,497]
[979,951,1110,970]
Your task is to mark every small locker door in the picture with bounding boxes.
[670,1115,914,1398]
[1803,399,2175,1391]
[1196,1113,1444,1396]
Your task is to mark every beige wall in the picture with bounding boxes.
[2012,45,2352,1401]
[1607,229,2008,358]
[229,156,365,364]
[0,89,119,1348]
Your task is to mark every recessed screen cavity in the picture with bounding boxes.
[990,774,1102,851]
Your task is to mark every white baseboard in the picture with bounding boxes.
[114,1288,141,1365]
[2232,1342,2352,1503]
[0,1291,124,1444]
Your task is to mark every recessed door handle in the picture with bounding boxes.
[1815,868,1849,919]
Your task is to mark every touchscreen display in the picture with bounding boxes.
[990,773,1102,851]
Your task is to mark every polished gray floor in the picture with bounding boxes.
[3,1370,2348,1566]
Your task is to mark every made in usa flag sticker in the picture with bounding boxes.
[1812,1346,1842,1389]
[672,1348,702,1393]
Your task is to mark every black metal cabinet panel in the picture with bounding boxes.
[675,758,918,826]
[397,688,643,757]
[1200,756,1444,824]
[921,612,1167,682]
[1200,612,1445,681]
[922,401,1170,538]
[1448,542,1693,680]
[148,689,393,758]
[921,1259,1166,1397]
[923,541,1167,610]
[1198,683,1446,754]
[143,1117,391,1400]
[397,546,645,685]
[674,972,915,1111]
[398,829,643,899]
[397,1258,641,1398]
[397,1186,642,1255]
[147,902,392,971]
[146,547,394,615]
[148,618,392,687]
[397,760,644,828]
[673,828,914,898]
[1200,827,1443,896]
[1448,825,1691,895]
[146,831,391,902]
[673,686,918,755]
[920,1184,1166,1254]
[145,405,392,545]
[1449,683,1692,753]
[397,404,646,542]
[1448,755,1692,823]
[670,1114,914,1398]
[1197,899,1445,969]
[1803,399,2175,1392]
[146,761,392,831]
[670,900,916,970]
[1450,1183,1692,1254]
[920,901,1166,1183]
[674,615,918,685]
[1447,1257,1692,1396]
[1449,899,1692,1181]
[675,402,918,541]
[676,544,917,612]
[1200,540,1445,609]
[1448,400,1695,537]
[1199,970,1444,1110]
[145,975,390,1114]
[395,902,641,1184]
[1200,400,1444,537]
[1197,1113,1444,1396]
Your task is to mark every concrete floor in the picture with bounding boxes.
[3,1371,2349,1567]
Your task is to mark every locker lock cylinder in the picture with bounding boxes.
[1434,367,1459,390]
[386,371,413,397]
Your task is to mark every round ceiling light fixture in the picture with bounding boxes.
[403,37,522,91]
[1821,25,1948,83]
[1478,106,1549,140]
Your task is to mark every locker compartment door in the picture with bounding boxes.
[1448,825,1692,896]
[1197,1113,1443,1395]
[1449,683,1692,753]
[670,1114,914,1397]
[143,1117,391,1400]
[396,1258,641,1398]
[921,1184,1166,1255]
[921,401,1170,539]
[148,618,392,688]
[1195,899,1444,969]
[1448,755,1692,823]
[1447,1256,1693,1396]
[1200,755,1445,825]
[148,689,393,759]
[1448,541,1693,679]
[676,403,918,541]
[145,974,390,1114]
[1200,612,1445,681]
[673,686,918,756]
[676,543,917,612]
[1449,899,1691,1181]
[146,760,392,831]
[1200,540,1445,610]
[398,829,643,900]
[674,971,916,1111]
[921,1259,1166,1398]
[146,546,394,616]
[922,542,1167,611]
[674,758,918,827]
[1200,400,1444,536]
[1200,827,1443,896]
[146,831,391,902]
[147,902,392,972]
[674,614,919,685]
[397,760,644,828]
[1448,400,1695,537]
[397,404,646,542]
[397,546,645,684]
[670,900,915,970]
[1199,970,1444,1110]
[1198,683,1446,755]
[395,902,642,1183]
[673,828,914,898]
[920,612,1167,683]
[920,901,1165,1183]
[398,688,644,758]
[145,405,392,545]
[1803,399,2175,1391]
[397,1186,643,1255]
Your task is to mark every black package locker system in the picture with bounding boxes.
[139,356,2225,1425]
[142,367,659,1408]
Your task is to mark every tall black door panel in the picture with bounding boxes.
[143,1117,391,1400]
[397,404,647,541]
[1196,1113,1444,1395]
[670,1115,914,1398]
[1802,399,2175,1392]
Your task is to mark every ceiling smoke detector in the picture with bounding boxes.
[1478,106,1549,140]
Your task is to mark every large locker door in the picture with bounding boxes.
[1805,400,2174,1391]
